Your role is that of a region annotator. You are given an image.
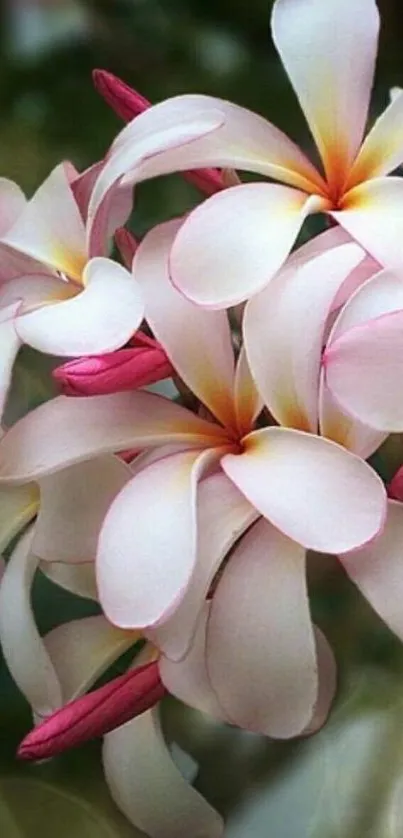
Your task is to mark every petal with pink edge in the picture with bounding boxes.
[335,178,403,272]
[16,258,144,356]
[45,615,136,702]
[134,218,236,429]
[147,471,258,661]
[34,456,132,564]
[223,427,386,553]
[0,527,62,716]
[0,178,26,235]
[160,604,227,719]
[272,0,379,189]
[348,90,403,186]
[319,374,386,459]
[103,708,224,838]
[87,106,226,255]
[2,164,87,281]
[339,501,403,642]
[325,270,403,432]
[97,448,224,629]
[303,627,337,736]
[206,517,317,737]
[170,183,325,308]
[244,241,364,432]
[0,391,228,483]
[0,302,22,420]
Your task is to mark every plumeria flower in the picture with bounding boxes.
[0,162,144,358]
[87,0,403,309]
[0,223,387,741]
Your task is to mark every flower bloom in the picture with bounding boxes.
[0,163,144,358]
[87,0,403,309]
[0,225,388,742]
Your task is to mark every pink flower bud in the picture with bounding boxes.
[18,661,166,761]
[388,466,403,500]
[92,68,225,196]
[53,332,174,396]
[114,226,139,269]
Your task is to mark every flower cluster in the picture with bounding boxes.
[1,0,403,835]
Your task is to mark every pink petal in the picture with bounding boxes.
[170,184,325,308]
[18,662,165,760]
[146,472,258,661]
[0,527,62,716]
[93,69,225,197]
[15,257,144,356]
[108,94,324,193]
[244,241,364,432]
[0,391,229,483]
[97,448,223,629]
[103,709,224,838]
[2,164,87,281]
[303,627,337,736]
[334,177,403,271]
[348,90,403,187]
[44,615,136,703]
[272,0,379,191]
[53,344,173,396]
[233,347,264,438]
[0,177,26,235]
[325,270,403,432]
[388,467,403,501]
[33,456,132,564]
[319,374,386,459]
[339,501,403,642]
[160,604,227,719]
[135,218,236,427]
[0,301,22,420]
[87,105,226,255]
[114,226,138,268]
[223,427,386,553]
[206,518,317,737]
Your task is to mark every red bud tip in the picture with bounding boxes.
[18,661,166,761]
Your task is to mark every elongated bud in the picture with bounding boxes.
[18,661,166,761]
[92,69,225,196]
[53,332,173,396]
[388,466,403,500]
[114,226,138,269]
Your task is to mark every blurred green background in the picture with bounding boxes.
[2,1,403,836]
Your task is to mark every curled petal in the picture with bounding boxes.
[0,177,26,235]
[244,241,364,432]
[147,472,258,661]
[2,164,86,281]
[16,258,144,356]
[44,615,136,702]
[0,527,62,716]
[0,302,22,420]
[0,391,228,483]
[40,561,98,600]
[233,347,263,437]
[0,481,38,553]
[114,226,139,268]
[18,662,165,760]
[97,449,223,629]
[206,518,317,737]
[303,627,337,736]
[93,69,225,196]
[135,219,236,428]
[160,604,227,720]
[170,183,325,308]
[272,0,379,189]
[339,501,403,642]
[34,456,132,564]
[223,427,386,553]
[103,708,224,838]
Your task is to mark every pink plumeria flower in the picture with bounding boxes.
[0,223,387,740]
[0,163,144,357]
[87,0,403,309]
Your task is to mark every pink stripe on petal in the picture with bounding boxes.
[18,662,165,760]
